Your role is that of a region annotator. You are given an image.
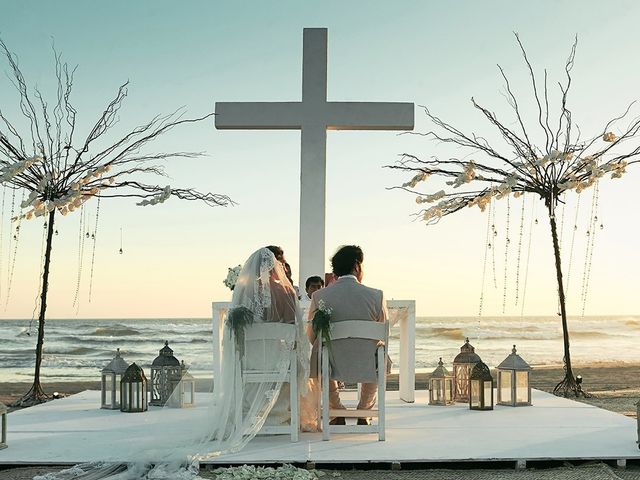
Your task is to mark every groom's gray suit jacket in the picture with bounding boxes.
[308,276,387,383]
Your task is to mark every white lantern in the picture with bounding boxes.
[429,358,454,406]
[168,361,196,408]
[120,363,148,413]
[0,402,7,449]
[496,345,532,407]
[453,338,482,403]
[101,348,129,410]
[150,341,182,407]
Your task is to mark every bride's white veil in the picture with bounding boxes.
[36,247,310,480]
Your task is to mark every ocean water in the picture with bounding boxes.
[0,315,638,383]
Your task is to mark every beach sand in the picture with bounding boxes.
[0,362,638,479]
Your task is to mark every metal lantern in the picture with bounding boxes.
[636,400,640,449]
[496,345,532,407]
[168,361,196,408]
[469,360,494,411]
[120,363,148,413]
[453,337,482,402]
[101,348,129,410]
[0,402,7,449]
[150,341,182,407]
[429,358,454,406]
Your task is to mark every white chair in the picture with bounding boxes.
[320,320,387,441]
[234,323,299,442]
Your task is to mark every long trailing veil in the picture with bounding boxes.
[36,247,310,480]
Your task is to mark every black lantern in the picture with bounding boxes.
[168,361,196,408]
[453,337,482,402]
[636,400,640,450]
[469,360,493,411]
[496,345,532,407]
[150,341,182,407]
[0,402,7,449]
[120,363,148,413]
[429,358,454,406]
[101,348,129,410]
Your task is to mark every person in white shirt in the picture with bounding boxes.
[300,275,324,319]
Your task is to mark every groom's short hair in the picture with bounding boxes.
[331,245,363,277]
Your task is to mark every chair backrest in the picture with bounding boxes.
[328,320,388,343]
[244,322,297,341]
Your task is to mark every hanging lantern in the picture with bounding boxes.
[469,360,494,411]
[0,402,7,449]
[120,363,148,413]
[496,345,532,407]
[101,348,129,410]
[150,341,182,407]
[453,338,482,402]
[429,358,454,406]
[168,361,196,408]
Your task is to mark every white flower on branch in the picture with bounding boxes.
[402,172,429,188]
[416,190,446,204]
[137,185,172,206]
[603,132,617,142]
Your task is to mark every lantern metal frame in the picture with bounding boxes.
[150,341,182,407]
[496,345,532,407]
[168,361,196,408]
[469,360,494,411]
[0,402,7,450]
[120,363,148,413]
[101,348,129,410]
[452,337,482,403]
[429,358,454,406]
[636,400,640,450]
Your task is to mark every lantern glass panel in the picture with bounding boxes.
[470,380,480,408]
[516,371,529,403]
[433,379,443,401]
[115,374,121,405]
[499,371,512,404]
[445,379,453,402]
[484,381,492,404]
[184,386,193,405]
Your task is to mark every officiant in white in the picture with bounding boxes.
[307,245,388,425]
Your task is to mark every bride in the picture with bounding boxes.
[38,247,315,480]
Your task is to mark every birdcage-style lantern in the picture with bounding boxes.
[120,363,148,413]
[469,360,494,411]
[101,348,129,410]
[496,345,532,407]
[429,358,454,406]
[150,341,182,407]
[0,402,7,450]
[168,361,196,408]
[453,338,482,403]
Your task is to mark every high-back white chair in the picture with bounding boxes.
[320,320,387,441]
[234,322,299,442]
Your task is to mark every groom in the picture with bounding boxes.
[307,245,387,425]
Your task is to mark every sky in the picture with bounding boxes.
[0,0,638,319]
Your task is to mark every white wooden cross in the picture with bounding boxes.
[215,28,414,288]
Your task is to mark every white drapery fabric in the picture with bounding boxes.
[36,248,310,480]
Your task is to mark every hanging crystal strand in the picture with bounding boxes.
[5,188,15,301]
[565,194,581,299]
[520,198,537,317]
[88,194,101,303]
[29,221,48,333]
[490,198,498,289]
[581,182,599,317]
[558,203,566,248]
[0,185,5,301]
[4,190,24,310]
[72,205,86,310]
[502,196,511,313]
[477,201,493,343]
[579,184,598,309]
[514,194,526,306]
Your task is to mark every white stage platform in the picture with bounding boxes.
[1,389,638,467]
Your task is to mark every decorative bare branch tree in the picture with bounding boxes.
[387,35,639,397]
[0,39,232,407]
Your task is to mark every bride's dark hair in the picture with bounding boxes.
[331,245,363,277]
[266,245,284,262]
